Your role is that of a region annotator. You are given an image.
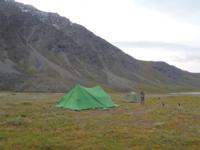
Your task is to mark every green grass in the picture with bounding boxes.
[135,83,200,94]
[0,92,200,150]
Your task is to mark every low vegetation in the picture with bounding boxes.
[0,92,200,150]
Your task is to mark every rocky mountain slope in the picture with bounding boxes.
[0,0,200,92]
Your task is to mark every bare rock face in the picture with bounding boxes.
[0,0,200,92]
[4,0,15,2]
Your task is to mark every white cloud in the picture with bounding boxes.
[135,0,200,24]
[16,0,200,43]
[122,47,200,73]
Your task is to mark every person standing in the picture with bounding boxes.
[140,91,145,104]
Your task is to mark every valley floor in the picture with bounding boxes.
[0,92,200,150]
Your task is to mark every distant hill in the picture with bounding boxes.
[0,0,200,92]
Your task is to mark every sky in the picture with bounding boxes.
[16,0,200,73]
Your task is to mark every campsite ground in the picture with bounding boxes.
[0,92,200,150]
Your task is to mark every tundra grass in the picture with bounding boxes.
[0,92,200,150]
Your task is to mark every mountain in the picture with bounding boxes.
[0,0,200,92]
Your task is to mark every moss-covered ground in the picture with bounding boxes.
[0,92,200,150]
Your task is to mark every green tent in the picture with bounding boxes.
[124,91,141,103]
[55,84,117,110]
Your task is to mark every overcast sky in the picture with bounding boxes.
[16,0,200,73]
